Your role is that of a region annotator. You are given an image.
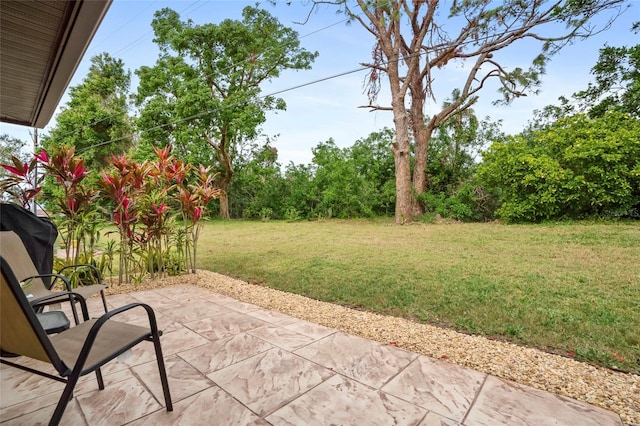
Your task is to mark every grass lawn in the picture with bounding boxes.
[196,219,640,374]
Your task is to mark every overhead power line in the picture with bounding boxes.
[51,1,355,144]
[77,65,370,154]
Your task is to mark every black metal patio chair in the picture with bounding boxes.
[0,230,109,318]
[0,256,173,426]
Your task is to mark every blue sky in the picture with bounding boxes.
[1,0,638,166]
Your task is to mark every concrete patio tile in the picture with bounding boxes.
[74,368,137,395]
[418,412,462,426]
[127,386,269,426]
[183,310,270,340]
[156,325,210,356]
[247,324,318,351]
[129,290,180,312]
[280,318,337,340]
[124,310,183,334]
[2,397,87,426]
[0,360,66,408]
[151,284,214,303]
[103,293,138,309]
[0,357,127,420]
[178,332,274,374]
[93,341,164,376]
[294,331,417,389]
[97,302,150,323]
[161,300,232,324]
[1,387,63,423]
[208,347,335,416]
[76,376,162,425]
[0,362,66,423]
[246,307,298,324]
[0,284,627,425]
[133,354,213,403]
[205,293,262,313]
[463,375,623,426]
[382,355,485,422]
[266,374,428,426]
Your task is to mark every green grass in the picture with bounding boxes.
[196,219,640,373]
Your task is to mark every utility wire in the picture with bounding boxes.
[65,0,610,154]
[51,1,355,143]
[77,65,370,154]
[76,19,542,156]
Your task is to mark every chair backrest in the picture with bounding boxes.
[0,256,67,374]
[0,231,51,299]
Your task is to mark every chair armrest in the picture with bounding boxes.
[96,303,159,332]
[58,264,104,285]
[30,291,90,322]
[22,273,73,292]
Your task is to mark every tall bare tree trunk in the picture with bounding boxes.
[218,186,230,219]
[337,0,621,225]
[211,132,233,219]
[411,130,427,218]
[391,85,412,223]
[409,70,429,218]
[217,164,232,219]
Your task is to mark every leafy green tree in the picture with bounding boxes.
[307,0,626,223]
[41,53,133,171]
[426,91,504,196]
[423,101,504,221]
[228,128,396,220]
[305,136,395,219]
[311,139,372,218]
[575,38,639,118]
[229,142,286,219]
[349,128,396,216]
[135,6,318,218]
[282,163,318,219]
[527,27,639,128]
[478,112,640,222]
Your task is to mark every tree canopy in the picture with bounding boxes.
[478,111,640,222]
[41,53,133,171]
[575,38,640,118]
[135,6,318,218]
[307,0,627,223]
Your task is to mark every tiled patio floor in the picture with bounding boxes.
[1,284,623,425]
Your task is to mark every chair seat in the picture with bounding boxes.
[36,311,70,334]
[50,319,152,373]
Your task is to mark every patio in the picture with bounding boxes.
[0,284,623,425]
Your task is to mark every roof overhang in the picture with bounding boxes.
[0,0,112,128]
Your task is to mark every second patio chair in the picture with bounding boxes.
[0,231,108,316]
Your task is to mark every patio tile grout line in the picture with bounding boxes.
[461,372,489,425]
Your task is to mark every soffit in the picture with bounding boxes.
[0,0,111,128]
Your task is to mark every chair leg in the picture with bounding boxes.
[95,367,105,390]
[100,291,108,313]
[69,300,80,325]
[50,373,81,426]
[152,334,173,411]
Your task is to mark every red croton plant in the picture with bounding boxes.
[1,145,221,284]
[0,154,43,211]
